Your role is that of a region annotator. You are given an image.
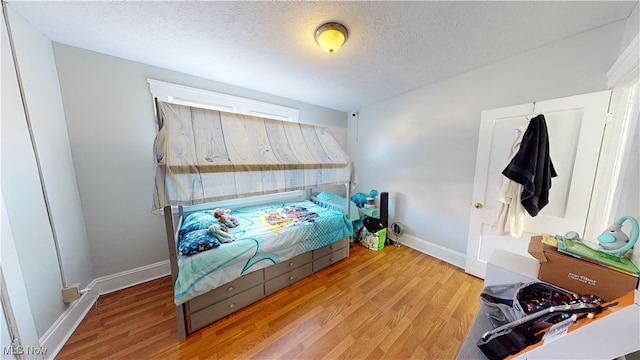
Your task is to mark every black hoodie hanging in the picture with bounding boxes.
[501,114,557,217]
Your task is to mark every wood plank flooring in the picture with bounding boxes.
[56,244,484,360]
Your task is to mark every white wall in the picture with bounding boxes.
[618,3,639,55]
[2,5,93,339]
[5,6,94,289]
[617,112,639,268]
[51,44,349,277]
[348,20,627,255]
[1,193,41,353]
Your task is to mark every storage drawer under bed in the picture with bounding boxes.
[312,237,348,259]
[264,252,313,280]
[313,245,349,272]
[188,269,264,312]
[265,262,313,296]
[189,283,264,332]
[183,237,350,335]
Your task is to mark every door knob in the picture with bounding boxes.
[474,202,483,209]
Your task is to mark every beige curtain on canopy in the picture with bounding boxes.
[153,101,354,211]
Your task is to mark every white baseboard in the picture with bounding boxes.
[95,260,170,295]
[398,233,466,269]
[40,279,99,360]
[40,260,171,359]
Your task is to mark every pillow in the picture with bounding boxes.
[315,191,360,221]
[180,211,217,235]
[179,229,220,256]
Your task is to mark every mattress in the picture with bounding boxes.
[174,200,353,305]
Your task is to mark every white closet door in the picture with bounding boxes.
[465,90,611,278]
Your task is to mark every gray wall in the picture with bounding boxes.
[347,20,628,255]
[2,5,93,337]
[52,44,349,277]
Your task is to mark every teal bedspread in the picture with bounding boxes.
[174,200,352,305]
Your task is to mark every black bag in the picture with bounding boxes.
[477,282,604,360]
[479,282,602,328]
[363,217,384,233]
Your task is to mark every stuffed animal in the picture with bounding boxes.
[351,193,366,208]
[207,223,235,243]
[350,189,379,208]
[213,208,239,229]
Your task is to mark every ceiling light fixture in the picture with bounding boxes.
[315,22,348,54]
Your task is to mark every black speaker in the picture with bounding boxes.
[380,192,389,228]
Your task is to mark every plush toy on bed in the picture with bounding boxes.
[207,223,236,243]
[213,208,239,230]
[350,189,378,208]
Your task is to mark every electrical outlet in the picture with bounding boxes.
[62,283,81,303]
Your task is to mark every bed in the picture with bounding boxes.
[164,190,357,340]
[154,100,359,340]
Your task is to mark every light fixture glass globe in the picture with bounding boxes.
[315,23,348,54]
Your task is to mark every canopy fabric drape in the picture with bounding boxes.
[153,101,353,211]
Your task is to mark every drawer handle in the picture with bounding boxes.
[289,275,294,281]
[330,257,334,262]
[229,302,235,309]
[227,286,234,292]
[330,245,334,249]
[289,262,294,267]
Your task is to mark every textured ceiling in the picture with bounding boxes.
[6,1,638,112]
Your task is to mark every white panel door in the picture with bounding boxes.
[465,91,611,278]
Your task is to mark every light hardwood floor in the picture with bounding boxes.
[56,243,484,360]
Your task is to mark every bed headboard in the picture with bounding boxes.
[177,190,308,217]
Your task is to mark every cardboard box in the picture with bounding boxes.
[528,236,638,301]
